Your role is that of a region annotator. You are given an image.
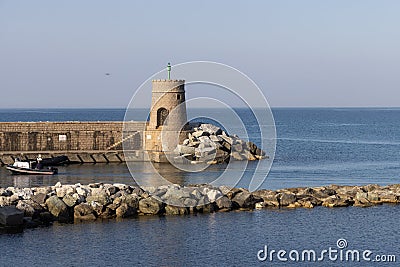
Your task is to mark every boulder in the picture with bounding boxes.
[215,196,232,211]
[322,195,353,208]
[120,194,139,209]
[139,197,163,215]
[206,189,223,203]
[62,193,81,207]
[176,145,195,155]
[45,196,70,221]
[200,124,222,135]
[56,186,75,198]
[220,135,233,145]
[183,198,197,208]
[279,193,297,206]
[192,131,205,138]
[104,185,118,196]
[16,200,44,217]
[74,203,96,221]
[0,206,24,226]
[165,205,189,215]
[76,187,90,197]
[31,193,47,205]
[209,135,222,142]
[232,142,243,152]
[116,203,137,218]
[86,194,111,206]
[232,191,260,209]
[231,151,245,161]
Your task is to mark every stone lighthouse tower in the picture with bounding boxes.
[144,64,189,162]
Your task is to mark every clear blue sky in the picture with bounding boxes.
[1,0,399,108]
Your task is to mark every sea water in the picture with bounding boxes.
[0,108,399,266]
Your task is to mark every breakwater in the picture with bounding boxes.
[0,121,145,165]
[1,183,399,231]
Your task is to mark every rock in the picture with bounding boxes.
[215,196,232,211]
[231,151,245,161]
[209,135,222,142]
[195,146,216,158]
[192,131,205,138]
[232,191,260,209]
[86,194,111,206]
[200,124,222,135]
[220,135,233,145]
[379,192,398,203]
[355,192,368,201]
[31,193,47,204]
[0,206,24,226]
[104,185,118,196]
[176,145,195,154]
[0,196,9,207]
[195,203,216,213]
[0,188,12,197]
[121,194,139,209]
[183,198,197,208]
[35,186,52,195]
[45,196,70,221]
[243,151,257,161]
[139,197,163,215]
[62,194,80,207]
[16,200,44,217]
[322,195,353,208]
[113,183,129,191]
[367,192,380,202]
[220,141,231,152]
[206,189,223,203]
[165,205,189,215]
[297,196,322,207]
[76,187,90,197]
[219,185,234,196]
[89,201,104,217]
[56,186,75,198]
[55,182,62,188]
[74,203,96,221]
[187,141,200,147]
[9,194,20,205]
[353,199,374,207]
[279,193,297,206]
[116,203,137,218]
[232,142,243,152]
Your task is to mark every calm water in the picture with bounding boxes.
[1,108,399,189]
[0,108,399,266]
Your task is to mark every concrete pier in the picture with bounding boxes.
[0,121,146,164]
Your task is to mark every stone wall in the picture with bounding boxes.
[0,121,145,152]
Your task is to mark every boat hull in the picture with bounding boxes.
[6,165,58,175]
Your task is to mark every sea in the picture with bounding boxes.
[0,108,399,266]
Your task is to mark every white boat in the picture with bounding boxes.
[5,159,58,175]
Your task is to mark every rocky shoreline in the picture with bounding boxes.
[1,182,399,231]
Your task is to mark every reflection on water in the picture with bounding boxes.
[0,162,230,188]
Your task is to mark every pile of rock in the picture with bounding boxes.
[0,182,262,228]
[1,183,399,232]
[174,123,266,163]
[254,184,400,209]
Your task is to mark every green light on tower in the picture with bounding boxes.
[167,63,171,80]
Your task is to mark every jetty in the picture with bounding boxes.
[1,183,399,232]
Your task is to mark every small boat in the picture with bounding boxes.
[29,155,69,166]
[6,159,58,175]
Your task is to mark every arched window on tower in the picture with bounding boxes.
[157,107,169,127]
